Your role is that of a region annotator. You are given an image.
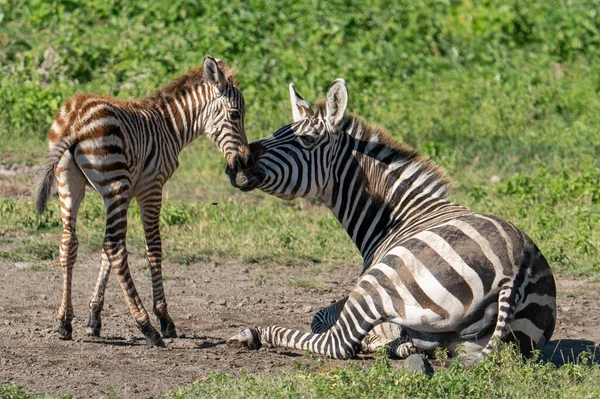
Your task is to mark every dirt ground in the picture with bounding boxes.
[0,254,599,399]
[1,162,599,398]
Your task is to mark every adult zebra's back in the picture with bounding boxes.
[36,56,249,347]
[226,79,556,363]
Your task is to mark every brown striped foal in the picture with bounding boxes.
[35,56,249,347]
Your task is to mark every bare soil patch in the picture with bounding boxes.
[0,253,599,398]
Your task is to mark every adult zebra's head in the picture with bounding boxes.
[200,56,249,170]
[227,79,348,200]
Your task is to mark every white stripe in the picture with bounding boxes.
[386,245,464,325]
[413,230,485,305]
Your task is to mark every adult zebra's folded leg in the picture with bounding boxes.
[460,283,516,367]
[101,182,164,347]
[360,324,422,358]
[138,193,177,338]
[311,297,348,333]
[311,298,417,357]
[55,151,86,340]
[229,292,378,359]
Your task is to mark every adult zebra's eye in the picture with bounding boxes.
[299,134,318,145]
[229,110,241,120]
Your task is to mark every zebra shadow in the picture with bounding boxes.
[83,336,145,347]
[541,339,600,366]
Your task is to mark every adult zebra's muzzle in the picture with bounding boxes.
[225,141,266,191]
[226,165,264,191]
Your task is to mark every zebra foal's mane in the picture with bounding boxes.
[143,60,238,107]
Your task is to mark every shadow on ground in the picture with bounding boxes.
[542,339,600,366]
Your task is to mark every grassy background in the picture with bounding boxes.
[1,0,599,275]
[1,0,600,397]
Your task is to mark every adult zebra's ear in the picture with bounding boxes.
[326,78,348,132]
[289,83,313,122]
[202,55,227,93]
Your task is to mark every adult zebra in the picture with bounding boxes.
[226,79,556,363]
[36,56,249,347]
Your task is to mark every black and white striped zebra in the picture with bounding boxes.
[311,297,414,355]
[226,79,556,363]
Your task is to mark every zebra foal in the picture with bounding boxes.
[226,79,556,364]
[36,56,249,347]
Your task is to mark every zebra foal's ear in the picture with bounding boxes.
[289,83,313,122]
[326,78,348,131]
[202,55,227,93]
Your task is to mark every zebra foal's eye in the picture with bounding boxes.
[229,110,241,120]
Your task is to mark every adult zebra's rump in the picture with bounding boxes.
[36,56,249,347]
[227,79,556,363]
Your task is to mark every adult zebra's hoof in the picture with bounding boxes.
[86,314,102,337]
[227,328,261,350]
[57,319,73,340]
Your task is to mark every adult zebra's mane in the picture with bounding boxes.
[314,100,451,203]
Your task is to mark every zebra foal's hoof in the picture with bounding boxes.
[227,328,262,350]
[159,318,178,339]
[141,325,166,348]
[57,319,73,340]
[86,314,102,337]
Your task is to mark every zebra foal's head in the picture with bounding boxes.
[200,56,249,170]
[227,79,348,199]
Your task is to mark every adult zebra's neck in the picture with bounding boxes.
[324,120,459,266]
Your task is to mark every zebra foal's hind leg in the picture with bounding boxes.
[87,249,111,337]
[55,151,86,340]
[138,194,177,338]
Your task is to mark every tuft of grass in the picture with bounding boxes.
[0,383,69,398]
[250,273,268,285]
[286,279,330,292]
[0,238,57,262]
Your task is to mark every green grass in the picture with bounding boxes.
[2,0,600,397]
[0,383,70,398]
[1,0,599,275]
[169,347,600,399]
